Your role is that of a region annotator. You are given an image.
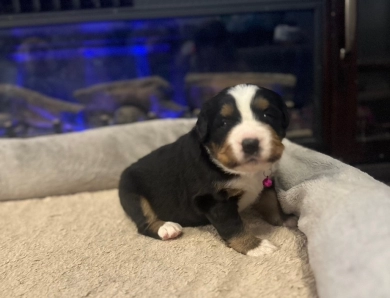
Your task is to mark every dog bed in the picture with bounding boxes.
[1,119,389,298]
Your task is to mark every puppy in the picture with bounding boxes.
[119,84,290,256]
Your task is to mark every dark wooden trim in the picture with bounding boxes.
[322,0,332,154]
[0,1,323,29]
[326,0,390,164]
[326,0,359,163]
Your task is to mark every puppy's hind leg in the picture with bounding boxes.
[119,190,182,240]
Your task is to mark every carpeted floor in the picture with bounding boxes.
[0,189,317,298]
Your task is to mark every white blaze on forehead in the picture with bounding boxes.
[228,84,259,121]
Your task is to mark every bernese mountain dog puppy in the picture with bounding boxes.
[119,84,292,256]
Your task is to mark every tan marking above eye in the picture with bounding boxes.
[253,97,270,110]
[220,104,234,117]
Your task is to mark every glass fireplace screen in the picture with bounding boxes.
[0,10,315,138]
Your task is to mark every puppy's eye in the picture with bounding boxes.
[218,119,230,128]
[264,112,276,119]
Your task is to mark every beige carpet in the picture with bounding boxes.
[0,190,316,298]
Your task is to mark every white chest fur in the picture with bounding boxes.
[226,172,265,212]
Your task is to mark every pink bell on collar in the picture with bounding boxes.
[262,176,273,188]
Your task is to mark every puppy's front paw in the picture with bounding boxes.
[246,239,277,257]
[158,222,183,240]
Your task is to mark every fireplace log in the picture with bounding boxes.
[0,84,84,128]
[114,106,147,124]
[73,76,171,112]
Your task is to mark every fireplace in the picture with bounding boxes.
[0,0,323,145]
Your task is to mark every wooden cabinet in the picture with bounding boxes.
[325,0,390,164]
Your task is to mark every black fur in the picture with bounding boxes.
[119,129,235,229]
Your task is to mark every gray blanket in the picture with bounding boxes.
[1,119,389,298]
[0,119,195,201]
[275,140,390,298]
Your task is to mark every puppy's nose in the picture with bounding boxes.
[242,138,259,155]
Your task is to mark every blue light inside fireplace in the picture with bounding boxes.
[12,44,170,62]
[8,20,184,134]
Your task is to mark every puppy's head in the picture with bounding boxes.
[195,84,289,174]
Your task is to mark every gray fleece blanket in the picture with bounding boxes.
[1,119,389,298]
[274,141,390,298]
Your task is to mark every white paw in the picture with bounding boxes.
[283,216,298,228]
[247,240,277,257]
[158,222,183,240]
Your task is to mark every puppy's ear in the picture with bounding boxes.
[272,92,290,138]
[195,97,215,142]
[195,88,229,142]
[195,109,208,142]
